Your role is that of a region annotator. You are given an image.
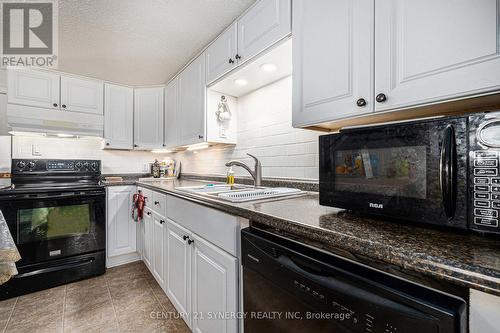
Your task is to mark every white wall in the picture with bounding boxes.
[12,136,169,174]
[176,76,321,180]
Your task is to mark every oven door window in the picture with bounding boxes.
[334,146,427,199]
[18,204,91,244]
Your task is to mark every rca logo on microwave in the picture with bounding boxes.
[369,203,384,209]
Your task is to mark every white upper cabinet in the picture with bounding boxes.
[206,22,238,84]
[60,75,104,114]
[292,0,374,127]
[178,54,206,146]
[374,0,500,112]
[7,68,60,109]
[106,186,136,260]
[134,87,164,150]
[104,84,133,149]
[237,0,291,64]
[164,79,179,148]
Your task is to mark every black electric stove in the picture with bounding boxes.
[0,159,106,299]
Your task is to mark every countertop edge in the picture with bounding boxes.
[122,180,500,297]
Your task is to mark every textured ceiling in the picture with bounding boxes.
[58,0,255,85]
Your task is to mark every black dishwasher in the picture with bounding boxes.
[242,227,467,333]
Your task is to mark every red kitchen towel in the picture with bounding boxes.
[132,191,145,221]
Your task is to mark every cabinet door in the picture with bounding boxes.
[104,84,134,149]
[292,0,374,127]
[206,22,238,84]
[134,87,164,150]
[191,234,238,333]
[60,75,104,114]
[143,209,154,271]
[164,79,179,148]
[166,219,191,327]
[152,212,166,287]
[375,0,500,112]
[237,0,291,64]
[106,186,136,258]
[7,68,60,109]
[178,54,206,146]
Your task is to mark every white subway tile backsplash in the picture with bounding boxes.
[177,76,320,180]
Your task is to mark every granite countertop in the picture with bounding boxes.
[0,210,21,285]
[109,177,500,296]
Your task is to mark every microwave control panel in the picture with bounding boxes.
[469,113,500,234]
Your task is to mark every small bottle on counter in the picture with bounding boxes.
[226,167,235,185]
[152,159,160,178]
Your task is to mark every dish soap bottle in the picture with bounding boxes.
[226,167,235,185]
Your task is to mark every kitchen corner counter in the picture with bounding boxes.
[0,210,20,285]
[136,179,500,297]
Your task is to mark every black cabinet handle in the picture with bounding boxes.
[187,239,194,245]
[182,235,189,241]
[105,142,110,146]
[356,98,367,107]
[154,201,159,205]
[53,103,58,107]
[134,144,138,147]
[235,54,241,60]
[162,144,166,147]
[146,211,151,216]
[62,104,67,108]
[198,135,204,139]
[160,220,165,224]
[228,58,234,64]
[376,93,387,103]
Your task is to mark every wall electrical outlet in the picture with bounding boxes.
[31,144,41,156]
[143,163,150,172]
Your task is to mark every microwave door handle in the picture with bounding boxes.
[439,125,457,220]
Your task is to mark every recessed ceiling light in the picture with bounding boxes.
[260,63,277,72]
[234,79,248,86]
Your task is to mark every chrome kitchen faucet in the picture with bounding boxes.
[225,153,262,187]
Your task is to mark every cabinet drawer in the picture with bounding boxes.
[167,195,240,256]
[152,191,167,217]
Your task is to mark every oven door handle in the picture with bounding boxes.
[9,191,104,200]
[439,125,457,221]
[13,258,95,278]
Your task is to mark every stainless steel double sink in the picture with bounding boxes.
[175,184,302,203]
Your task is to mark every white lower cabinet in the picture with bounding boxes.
[106,186,139,268]
[166,219,192,322]
[152,212,166,287]
[136,189,241,333]
[191,233,238,333]
[142,208,154,271]
[470,289,500,333]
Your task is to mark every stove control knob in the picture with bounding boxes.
[90,162,98,170]
[75,162,82,169]
[16,161,26,169]
[82,162,89,170]
[27,161,36,169]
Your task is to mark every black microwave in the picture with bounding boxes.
[319,112,500,235]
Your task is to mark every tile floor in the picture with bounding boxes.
[0,261,190,332]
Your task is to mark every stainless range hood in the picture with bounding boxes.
[7,104,103,137]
